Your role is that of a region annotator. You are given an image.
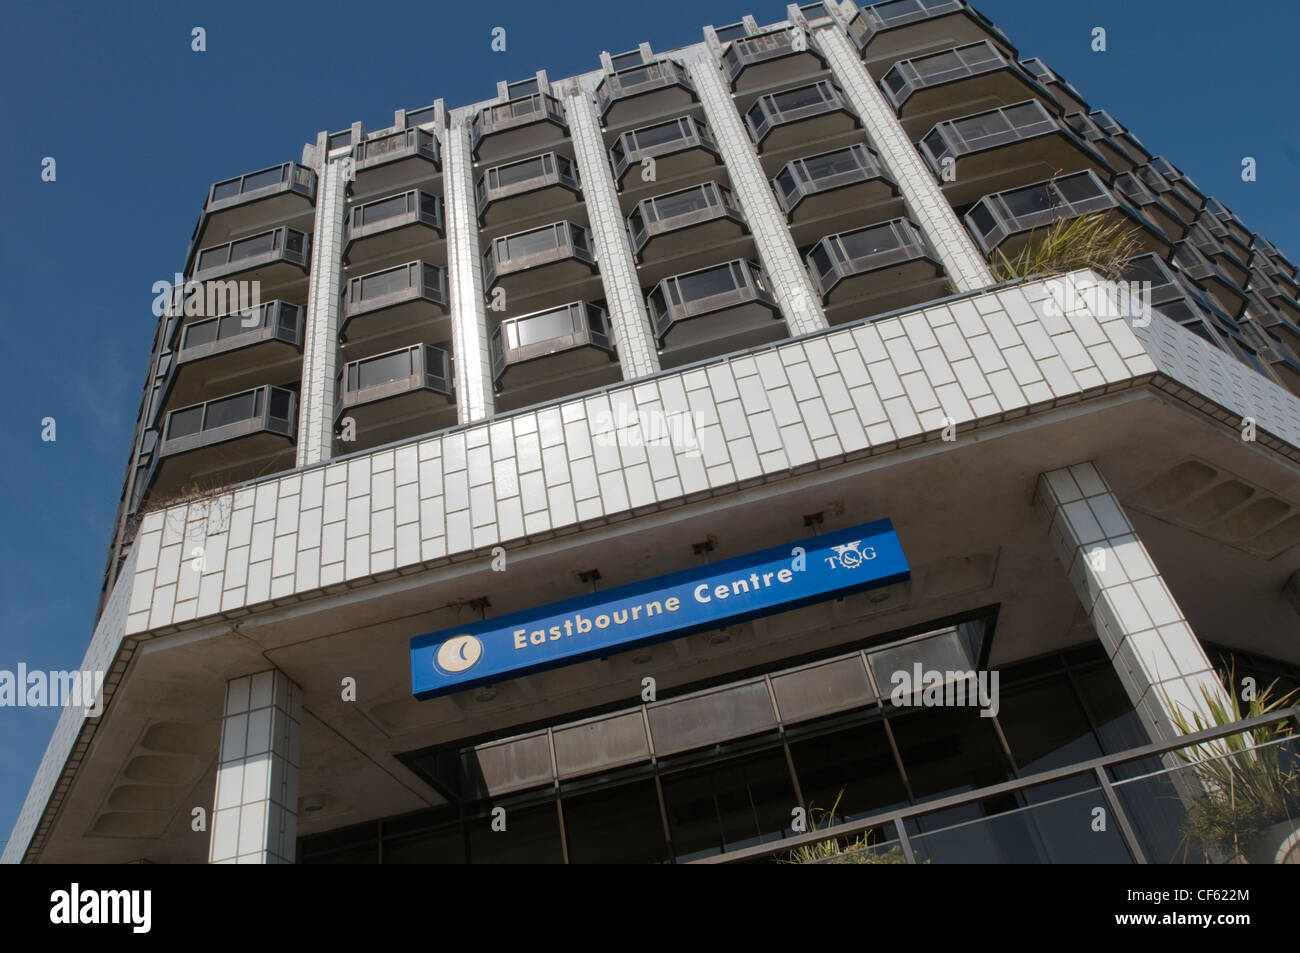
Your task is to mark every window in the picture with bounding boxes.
[353,349,414,391]
[609,50,644,70]
[205,390,258,430]
[676,262,740,301]
[513,307,576,348]
[356,265,410,302]
[714,22,748,42]
[507,78,539,98]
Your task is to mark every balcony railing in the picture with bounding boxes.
[919,99,1060,171]
[343,260,447,320]
[175,300,303,362]
[335,343,452,418]
[772,143,892,216]
[476,152,580,218]
[160,384,296,456]
[483,221,595,287]
[701,707,1300,864]
[206,162,316,213]
[1017,57,1087,111]
[609,116,717,182]
[743,81,853,145]
[849,0,963,43]
[880,40,1014,110]
[963,170,1122,255]
[721,25,813,83]
[806,219,932,298]
[646,259,775,342]
[595,59,694,116]
[490,301,614,383]
[472,93,567,152]
[1124,253,1255,357]
[191,226,310,282]
[627,181,745,255]
[346,190,443,243]
[354,127,440,173]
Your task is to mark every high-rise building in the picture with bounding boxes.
[7,0,1300,865]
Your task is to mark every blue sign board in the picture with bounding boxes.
[411,518,908,699]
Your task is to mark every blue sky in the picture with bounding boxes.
[2,0,1298,851]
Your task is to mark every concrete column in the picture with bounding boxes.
[209,669,302,864]
[442,115,496,423]
[815,25,996,293]
[1036,461,1232,744]
[562,83,661,379]
[683,50,829,338]
[296,149,351,467]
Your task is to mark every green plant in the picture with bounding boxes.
[991,210,1143,283]
[782,789,909,864]
[1166,666,1300,862]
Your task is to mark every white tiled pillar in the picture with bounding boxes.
[562,84,661,380]
[442,114,495,424]
[209,669,301,864]
[1036,462,1232,743]
[683,49,829,338]
[815,26,996,293]
[297,149,351,467]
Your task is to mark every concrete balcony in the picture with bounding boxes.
[353,127,440,195]
[340,260,449,352]
[847,0,1016,75]
[1170,242,1247,319]
[881,40,1056,138]
[482,221,598,301]
[773,144,901,241]
[609,116,720,191]
[472,93,568,163]
[964,170,1170,261]
[1148,156,1206,214]
[596,59,696,128]
[344,190,444,267]
[743,81,858,156]
[646,258,784,366]
[476,152,581,228]
[1124,254,1261,372]
[193,162,316,250]
[1112,172,1189,244]
[628,181,746,263]
[806,218,947,323]
[160,301,304,413]
[1017,58,1088,116]
[334,344,455,451]
[1198,200,1254,272]
[1185,218,1250,289]
[919,100,1110,205]
[1248,271,1300,328]
[1067,110,1152,175]
[490,301,619,407]
[153,385,297,499]
[190,226,310,293]
[721,26,827,100]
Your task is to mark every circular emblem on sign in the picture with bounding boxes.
[435,634,483,674]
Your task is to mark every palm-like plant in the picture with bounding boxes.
[1166,667,1300,862]
[991,211,1143,284]
[783,789,909,864]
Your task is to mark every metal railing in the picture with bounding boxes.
[207,162,316,211]
[160,384,297,453]
[919,99,1061,173]
[472,92,566,151]
[880,39,1009,110]
[744,80,851,144]
[701,706,1300,863]
[772,143,891,216]
[608,115,716,181]
[489,301,613,383]
[596,59,693,115]
[354,127,440,171]
[191,226,310,280]
[806,218,931,297]
[721,25,812,82]
[627,181,744,254]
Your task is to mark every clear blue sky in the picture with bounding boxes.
[2,0,1298,852]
